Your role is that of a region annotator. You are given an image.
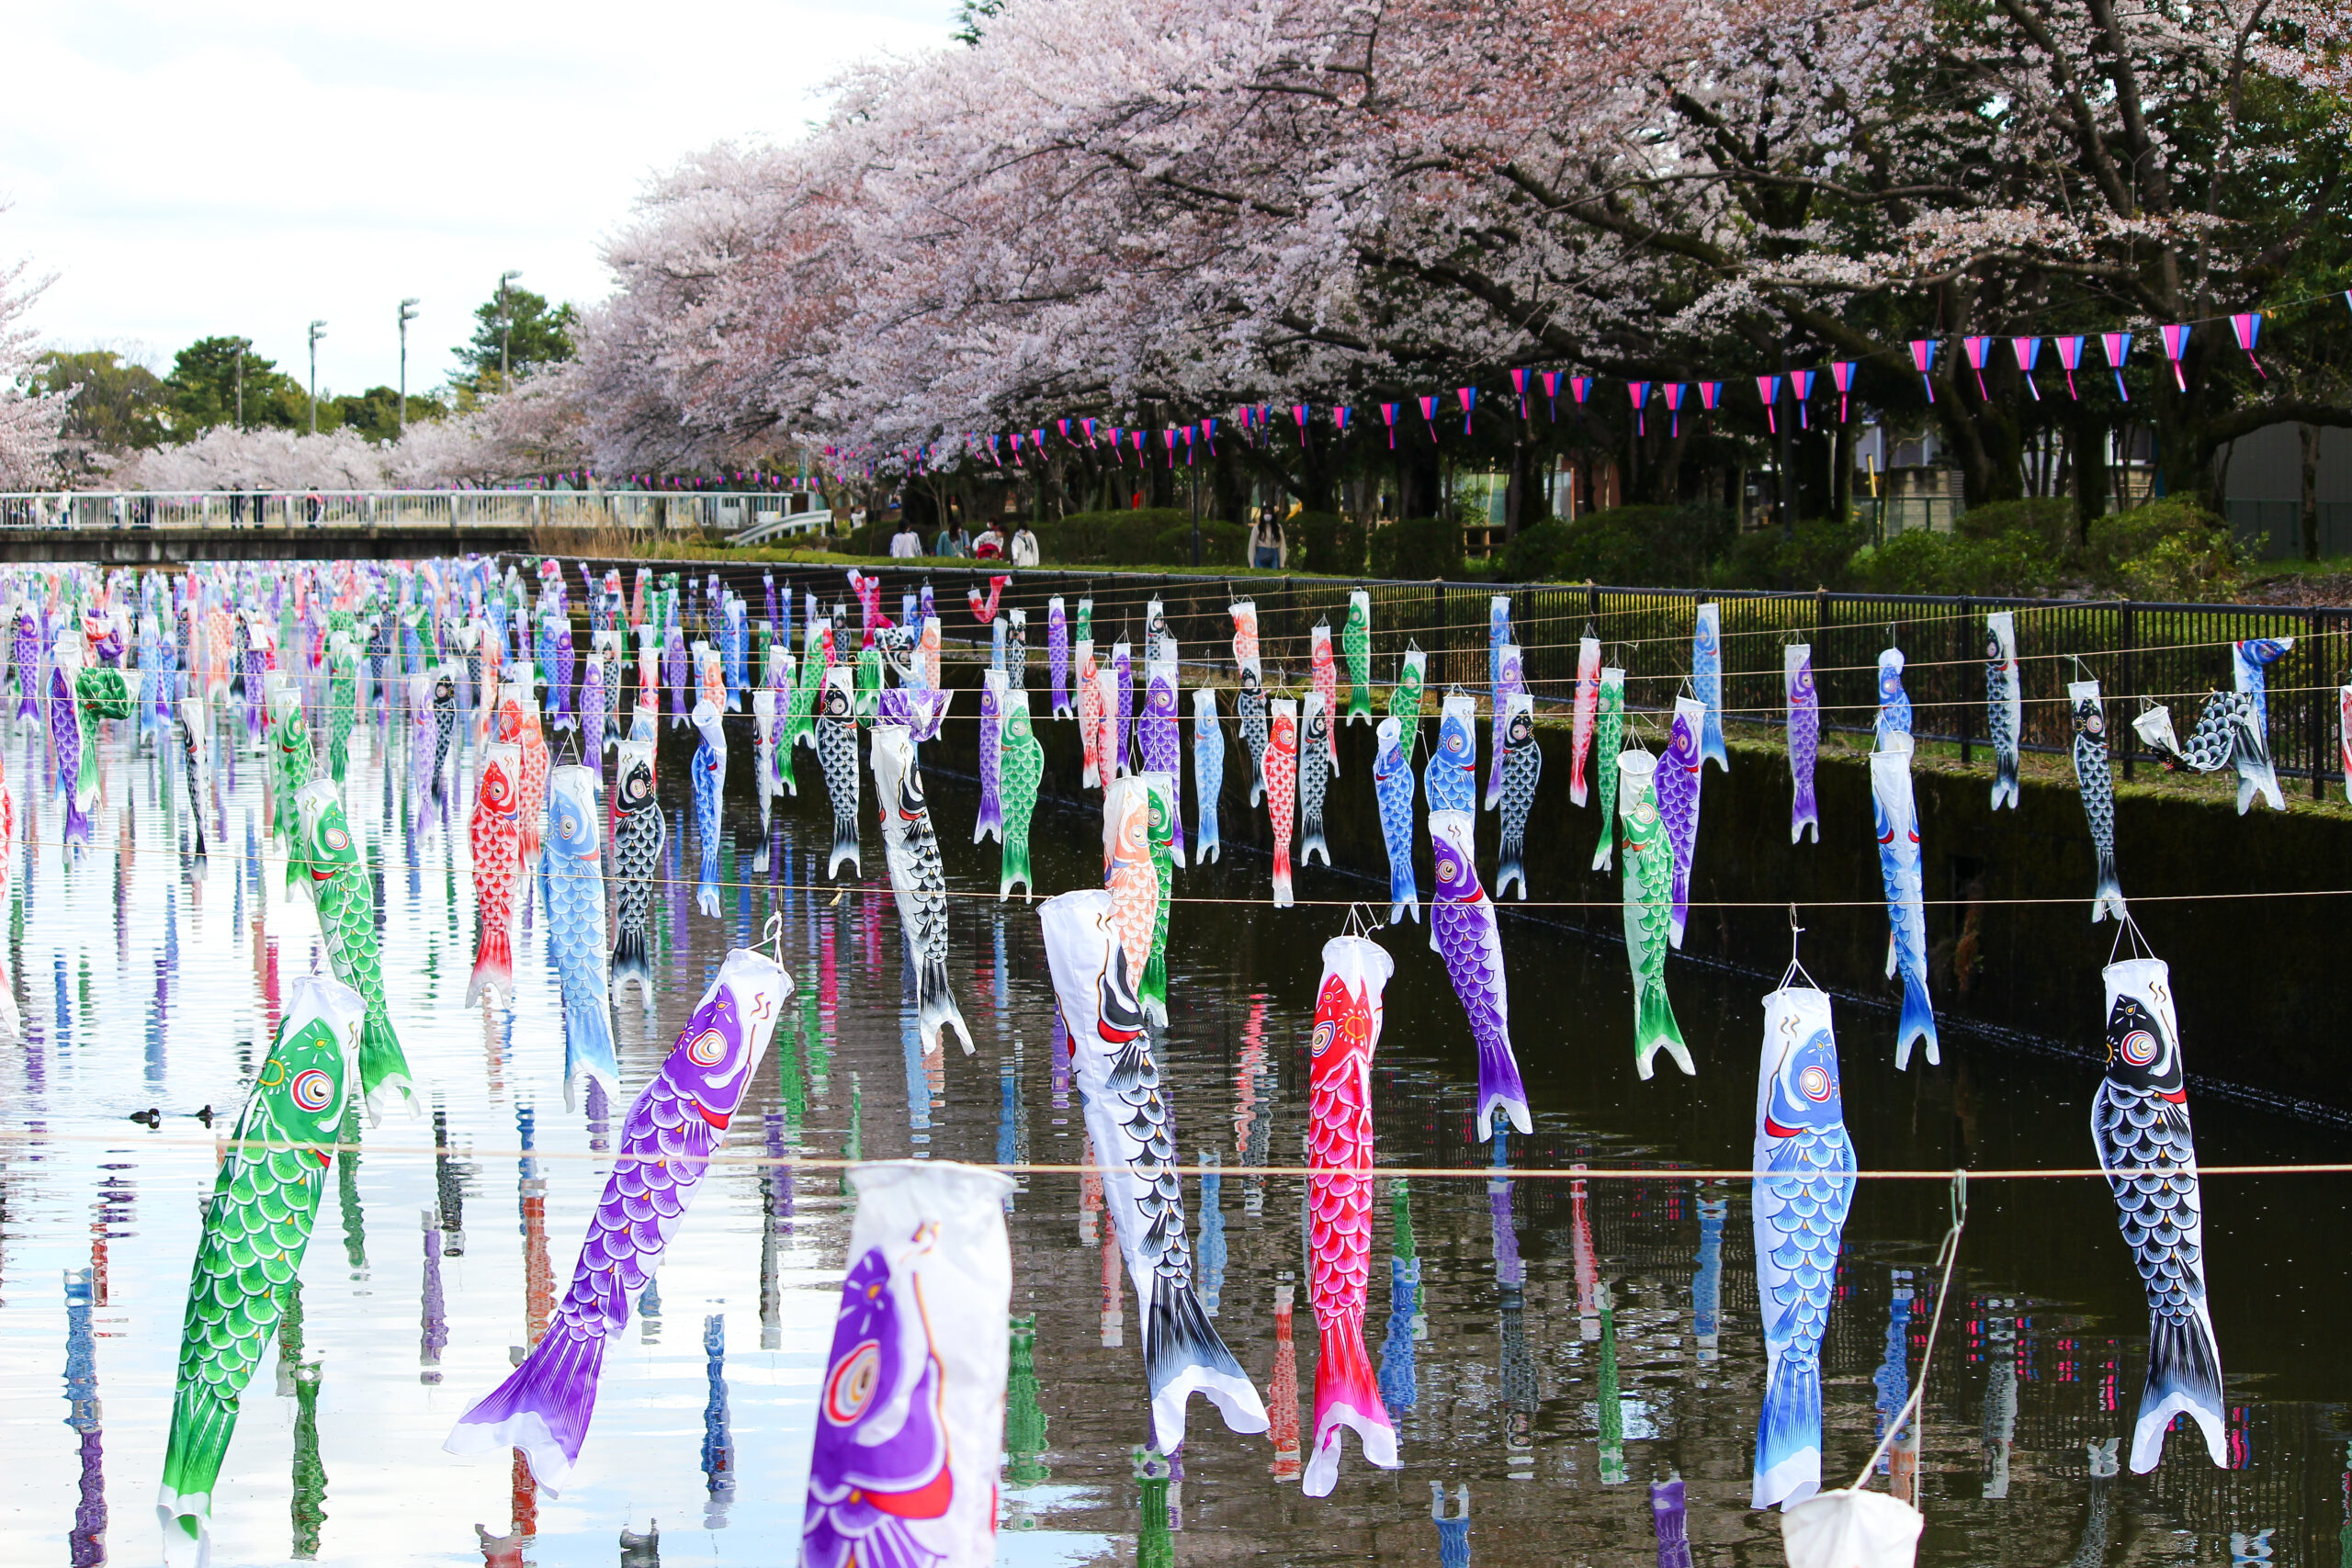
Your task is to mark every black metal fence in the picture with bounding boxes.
[550,557,2352,796]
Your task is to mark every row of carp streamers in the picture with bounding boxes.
[129,555,2251,1563]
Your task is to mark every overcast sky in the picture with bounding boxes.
[0,0,956,396]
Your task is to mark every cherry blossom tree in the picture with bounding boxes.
[0,240,71,488]
[568,0,2350,518]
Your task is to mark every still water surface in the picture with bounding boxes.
[1,714,2347,1566]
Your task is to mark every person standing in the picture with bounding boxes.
[890,519,922,558]
[1250,506,1286,569]
[1008,521,1040,567]
[973,520,1007,560]
[935,518,969,558]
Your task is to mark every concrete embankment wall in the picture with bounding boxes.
[914,660,2352,1118]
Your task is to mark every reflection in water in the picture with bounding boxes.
[1380,1178,1419,1416]
[1570,1168,1599,1342]
[1430,1482,1470,1568]
[761,1110,790,1351]
[1196,1152,1227,1315]
[433,1105,469,1256]
[1982,1299,2017,1499]
[1269,1280,1301,1480]
[1491,1134,1537,1479]
[1596,1282,1626,1486]
[1650,1476,1693,1568]
[18,657,2352,1565]
[420,1211,447,1383]
[1875,1268,1913,1472]
[618,1518,660,1566]
[1004,1314,1050,1502]
[335,1099,368,1276]
[2065,1439,2118,1568]
[1692,1193,1726,1365]
[1099,1213,1122,1349]
[63,1266,105,1568]
[290,1358,327,1560]
[701,1314,734,1528]
[1134,1448,1173,1568]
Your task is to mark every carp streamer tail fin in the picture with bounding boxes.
[158,1386,238,1567]
[918,953,974,1056]
[2133,1308,2225,1473]
[1634,981,1692,1080]
[357,1013,415,1123]
[828,813,860,881]
[1143,1272,1268,1454]
[1000,837,1032,902]
[464,917,514,1011]
[561,990,620,1111]
[611,924,650,1002]
[1894,973,1940,1070]
[1303,1310,1397,1497]
[1751,1350,1823,1509]
[445,1323,608,1497]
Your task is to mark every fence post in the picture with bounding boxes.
[1958,595,1973,766]
[2119,601,2135,783]
[2312,610,2326,800]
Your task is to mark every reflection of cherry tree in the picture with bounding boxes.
[568,0,2349,500]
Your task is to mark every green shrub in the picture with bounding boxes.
[1710,517,1871,591]
[1956,496,2076,557]
[1035,509,1189,565]
[1291,512,1367,575]
[1489,503,1734,586]
[1498,519,1577,581]
[1368,516,1466,580]
[1150,519,1250,568]
[1847,526,2056,596]
[2084,499,2238,601]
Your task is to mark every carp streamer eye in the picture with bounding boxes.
[2120,1028,2161,1067]
[1801,1064,1833,1101]
[1309,1020,1337,1058]
[1436,857,1457,882]
[290,1068,335,1113]
[686,1028,730,1067]
[323,826,349,852]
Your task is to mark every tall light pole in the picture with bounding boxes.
[233,336,249,430]
[496,270,522,391]
[307,320,327,434]
[399,299,421,436]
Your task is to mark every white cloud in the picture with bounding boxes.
[0,0,958,391]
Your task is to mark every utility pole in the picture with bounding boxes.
[399,298,421,436]
[1779,341,1797,547]
[307,320,327,434]
[233,337,248,430]
[496,270,522,391]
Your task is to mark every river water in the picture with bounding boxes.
[1,709,2346,1567]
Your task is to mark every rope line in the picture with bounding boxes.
[0,1127,2339,1181]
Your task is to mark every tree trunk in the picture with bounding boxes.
[2302,423,2321,562]
[1504,439,1528,539]
[2069,409,2109,545]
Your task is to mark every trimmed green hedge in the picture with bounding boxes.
[1368,516,1466,580]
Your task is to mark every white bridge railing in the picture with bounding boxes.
[0,491,838,537]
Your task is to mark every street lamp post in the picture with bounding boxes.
[496,270,522,391]
[399,299,421,436]
[307,320,327,434]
